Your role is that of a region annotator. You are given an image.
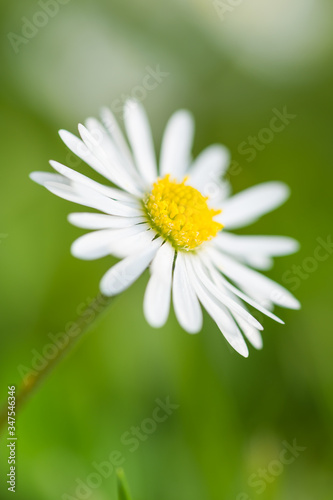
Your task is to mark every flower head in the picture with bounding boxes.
[144,174,223,250]
[31,101,300,357]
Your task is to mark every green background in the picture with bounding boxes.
[1,0,333,498]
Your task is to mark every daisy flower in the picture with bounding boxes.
[30,101,300,357]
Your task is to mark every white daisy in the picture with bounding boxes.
[30,101,300,357]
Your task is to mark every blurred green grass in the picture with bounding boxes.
[1,0,333,499]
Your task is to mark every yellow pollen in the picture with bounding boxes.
[144,175,223,250]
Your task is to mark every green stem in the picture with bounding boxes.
[0,293,114,434]
[117,468,133,500]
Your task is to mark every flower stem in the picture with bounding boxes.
[0,292,114,434]
[117,468,133,500]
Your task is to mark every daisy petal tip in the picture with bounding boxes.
[294,240,301,252]
[275,290,300,310]
[274,181,291,202]
[49,159,61,170]
[29,171,56,187]
[70,239,92,261]
[149,322,162,329]
[257,181,291,209]
[58,129,67,139]
[248,315,264,331]
[176,108,194,121]
[99,279,114,297]
[29,171,40,184]
[286,238,300,255]
[270,311,285,325]
[124,98,140,113]
[178,318,202,335]
[100,107,112,123]
[99,273,125,297]
[143,301,168,330]
[214,143,231,159]
[125,97,138,106]
[77,123,85,134]
[236,344,249,358]
[70,243,80,260]
[186,325,202,335]
[143,303,166,330]
[99,285,115,298]
[67,213,77,226]
[281,299,301,311]
[146,318,164,330]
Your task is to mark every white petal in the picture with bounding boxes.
[160,110,194,179]
[77,123,142,196]
[144,243,175,328]
[124,100,157,186]
[244,255,274,270]
[30,171,69,186]
[44,181,141,217]
[185,258,249,357]
[202,251,284,324]
[71,224,150,260]
[214,233,299,257]
[85,117,143,186]
[188,144,230,195]
[230,310,263,350]
[242,324,263,349]
[100,239,161,296]
[209,249,301,310]
[172,253,202,334]
[49,160,139,204]
[74,227,155,260]
[216,281,263,349]
[101,107,136,169]
[234,284,274,311]
[59,129,114,182]
[77,123,115,170]
[68,213,145,230]
[189,255,263,330]
[105,228,156,259]
[217,182,290,229]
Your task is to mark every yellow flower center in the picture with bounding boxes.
[144,175,223,250]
